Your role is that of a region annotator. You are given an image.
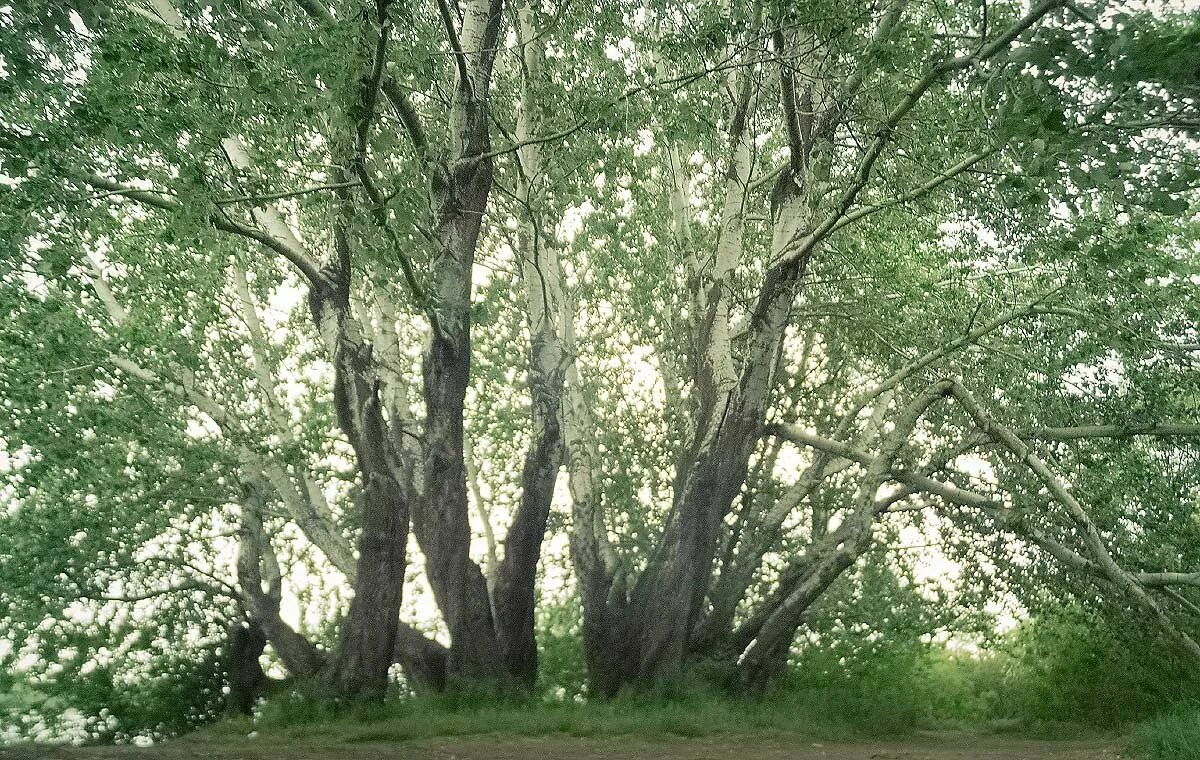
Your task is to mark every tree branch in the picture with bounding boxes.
[774,0,1065,269]
[436,0,473,97]
[80,174,330,289]
[215,181,360,206]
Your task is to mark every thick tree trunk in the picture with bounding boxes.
[414,158,504,686]
[418,316,504,682]
[630,251,807,683]
[488,4,575,689]
[324,476,408,699]
[312,270,410,699]
[492,404,561,686]
[587,15,775,687]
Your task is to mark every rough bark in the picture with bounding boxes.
[393,622,451,693]
[224,622,268,715]
[311,252,409,699]
[409,0,508,685]
[492,412,560,685]
[629,204,811,684]
[618,8,781,685]
[489,2,571,689]
[222,70,412,698]
[614,0,1063,690]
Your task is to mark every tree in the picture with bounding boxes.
[3,0,1200,714]
[500,0,1200,691]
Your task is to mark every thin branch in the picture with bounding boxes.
[1021,423,1200,441]
[89,580,224,603]
[827,148,998,233]
[80,174,330,289]
[437,0,473,96]
[214,181,360,206]
[380,79,430,154]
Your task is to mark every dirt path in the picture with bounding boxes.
[0,733,1128,760]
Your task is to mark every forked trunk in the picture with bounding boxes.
[318,282,411,699]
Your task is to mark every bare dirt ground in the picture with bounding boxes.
[0,732,1128,760]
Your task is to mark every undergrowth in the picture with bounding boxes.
[1132,702,1200,760]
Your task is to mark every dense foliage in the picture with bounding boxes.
[2,0,1199,745]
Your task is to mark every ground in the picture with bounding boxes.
[0,732,1127,759]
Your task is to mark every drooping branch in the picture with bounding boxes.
[215,182,361,207]
[945,380,1200,661]
[110,0,331,291]
[380,79,431,155]
[826,148,998,235]
[766,384,1200,666]
[85,256,356,578]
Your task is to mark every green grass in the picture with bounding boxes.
[197,673,1137,749]
[189,635,1162,748]
[200,686,950,746]
[122,610,1200,751]
[1132,702,1200,760]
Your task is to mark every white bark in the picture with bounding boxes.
[87,257,356,581]
[221,138,310,256]
[514,4,611,585]
[465,434,499,590]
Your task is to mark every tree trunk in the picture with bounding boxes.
[630,250,807,683]
[492,403,561,686]
[224,622,268,715]
[393,623,450,693]
[313,273,410,700]
[417,314,504,683]
[414,159,504,685]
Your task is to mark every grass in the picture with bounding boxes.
[196,676,1129,749]
[176,653,1200,760]
[7,612,1188,753]
[1131,702,1200,760]
[187,633,1161,748]
[201,687,945,745]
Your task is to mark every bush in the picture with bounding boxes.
[988,607,1198,728]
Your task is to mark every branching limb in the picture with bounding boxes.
[774,0,1065,269]
[80,174,330,289]
[945,380,1200,661]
